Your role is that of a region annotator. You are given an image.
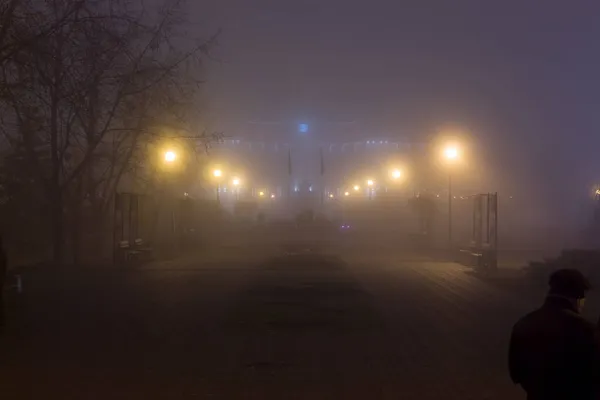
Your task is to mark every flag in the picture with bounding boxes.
[288,148,292,175]
[320,147,325,176]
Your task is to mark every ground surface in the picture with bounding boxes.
[1,235,599,399]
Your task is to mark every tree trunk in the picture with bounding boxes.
[71,178,83,265]
[51,188,63,264]
[50,26,63,265]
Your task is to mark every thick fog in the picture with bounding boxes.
[191,1,600,240]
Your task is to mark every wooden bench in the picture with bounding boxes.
[458,249,483,267]
[458,248,497,270]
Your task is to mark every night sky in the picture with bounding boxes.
[196,0,600,224]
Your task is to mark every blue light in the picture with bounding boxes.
[298,123,309,133]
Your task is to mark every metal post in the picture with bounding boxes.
[486,193,491,245]
[216,183,220,204]
[448,173,452,246]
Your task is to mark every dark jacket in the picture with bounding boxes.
[509,296,600,400]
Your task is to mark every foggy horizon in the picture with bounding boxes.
[192,0,600,224]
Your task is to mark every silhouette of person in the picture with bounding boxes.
[509,268,600,399]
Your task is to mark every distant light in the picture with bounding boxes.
[595,189,600,196]
[353,185,360,191]
[367,179,374,186]
[270,193,275,199]
[309,185,313,192]
[164,150,176,163]
[232,178,240,186]
[344,191,350,196]
[213,169,222,177]
[294,186,299,192]
[329,193,334,198]
[299,123,309,133]
[436,194,440,198]
[184,192,189,197]
[380,141,383,144]
[259,191,265,197]
[385,140,388,144]
[391,169,402,179]
[444,146,459,160]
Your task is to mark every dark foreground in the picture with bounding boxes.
[1,243,597,399]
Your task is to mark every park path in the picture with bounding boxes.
[0,248,551,399]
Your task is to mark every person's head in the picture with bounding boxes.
[548,268,591,312]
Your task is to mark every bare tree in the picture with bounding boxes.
[0,0,217,264]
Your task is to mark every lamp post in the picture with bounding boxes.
[443,145,459,246]
[213,169,222,204]
[367,179,374,200]
[232,178,240,201]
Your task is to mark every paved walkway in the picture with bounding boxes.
[1,247,591,399]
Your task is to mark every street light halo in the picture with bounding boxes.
[213,169,222,178]
[232,178,240,186]
[367,179,374,186]
[444,146,459,160]
[353,185,360,191]
[164,150,177,163]
[391,168,402,179]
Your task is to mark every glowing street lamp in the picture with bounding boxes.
[344,191,350,196]
[329,193,334,199]
[164,150,177,163]
[391,169,402,180]
[232,178,241,200]
[353,185,360,191]
[366,179,374,200]
[270,193,276,199]
[259,191,265,197]
[212,169,223,204]
[444,146,459,160]
[442,143,461,245]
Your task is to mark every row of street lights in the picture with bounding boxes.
[163,150,244,203]
[344,143,462,245]
[163,142,463,244]
[345,167,403,200]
